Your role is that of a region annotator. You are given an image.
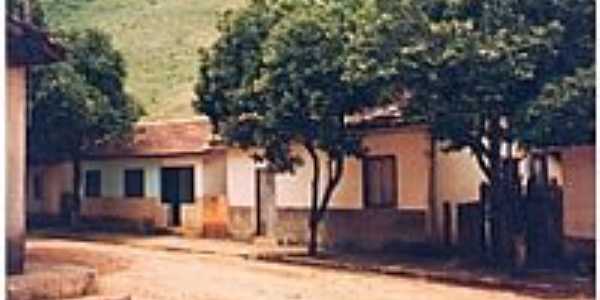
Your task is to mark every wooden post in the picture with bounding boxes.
[443,202,451,247]
[479,182,490,259]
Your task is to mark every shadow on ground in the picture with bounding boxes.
[28,228,595,300]
[259,250,595,300]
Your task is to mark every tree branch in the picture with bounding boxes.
[473,149,492,182]
[470,121,492,181]
[317,155,345,220]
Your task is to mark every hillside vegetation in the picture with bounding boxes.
[40,0,247,120]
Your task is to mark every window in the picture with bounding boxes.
[85,170,102,198]
[124,169,145,198]
[363,156,397,208]
[33,174,43,201]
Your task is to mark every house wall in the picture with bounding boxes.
[561,146,595,241]
[81,156,207,229]
[226,128,431,249]
[435,149,484,204]
[28,153,228,233]
[226,149,259,239]
[274,129,432,210]
[434,148,484,245]
[83,158,162,199]
[7,66,27,274]
[433,147,564,245]
[202,153,227,197]
[226,149,258,207]
[435,148,564,202]
[363,129,432,210]
[80,196,167,227]
[27,162,73,217]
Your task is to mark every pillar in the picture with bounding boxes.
[7,67,27,274]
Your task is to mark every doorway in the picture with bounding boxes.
[256,169,277,237]
[161,167,194,227]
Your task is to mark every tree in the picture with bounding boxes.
[194,0,423,255]
[371,0,594,264]
[521,66,595,147]
[28,29,142,223]
[7,0,46,26]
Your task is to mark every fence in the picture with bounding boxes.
[456,155,564,267]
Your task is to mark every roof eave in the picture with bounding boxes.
[7,18,65,66]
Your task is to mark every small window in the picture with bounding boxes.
[33,174,43,200]
[85,170,102,198]
[124,169,145,198]
[363,156,397,208]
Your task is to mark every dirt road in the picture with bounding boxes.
[26,238,590,300]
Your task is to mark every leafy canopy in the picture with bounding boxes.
[194,0,424,171]
[28,29,142,163]
[371,0,596,179]
[522,66,595,147]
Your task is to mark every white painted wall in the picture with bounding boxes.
[82,155,215,202]
[226,128,433,210]
[83,159,162,199]
[226,149,258,207]
[273,130,431,210]
[274,150,363,209]
[435,147,564,206]
[202,153,227,196]
[434,146,565,243]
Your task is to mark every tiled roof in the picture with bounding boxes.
[347,89,417,129]
[86,118,218,158]
[86,91,418,159]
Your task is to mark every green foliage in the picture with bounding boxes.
[28,29,141,163]
[379,0,596,179]
[38,0,247,119]
[374,0,596,262]
[194,0,426,254]
[194,0,594,256]
[522,66,595,147]
[195,0,422,172]
[7,0,47,27]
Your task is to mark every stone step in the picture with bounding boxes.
[8,263,97,300]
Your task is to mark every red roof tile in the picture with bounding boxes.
[86,118,217,158]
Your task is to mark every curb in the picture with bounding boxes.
[256,255,593,298]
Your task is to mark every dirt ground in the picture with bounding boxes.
[26,238,592,300]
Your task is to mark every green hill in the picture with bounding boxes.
[39,0,247,120]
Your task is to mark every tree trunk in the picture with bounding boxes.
[308,216,318,256]
[71,157,82,227]
[304,145,345,257]
[427,138,439,242]
[488,116,510,266]
[487,117,520,269]
[306,144,320,256]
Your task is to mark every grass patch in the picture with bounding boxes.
[40,0,247,120]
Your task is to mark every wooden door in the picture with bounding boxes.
[161,167,194,227]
